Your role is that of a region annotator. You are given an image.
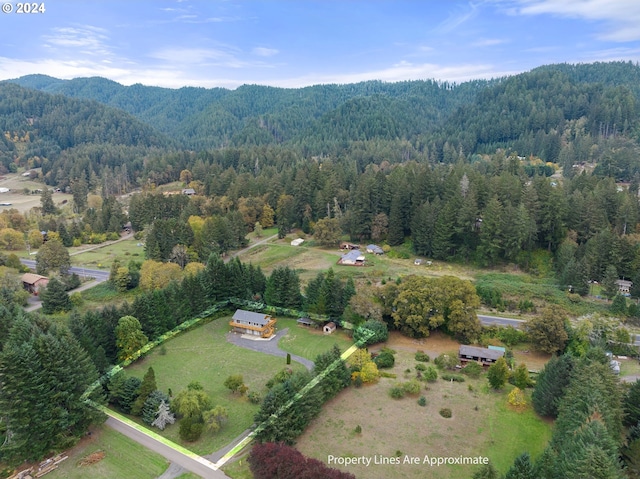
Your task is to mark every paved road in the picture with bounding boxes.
[20,258,111,281]
[106,417,229,479]
[477,314,526,329]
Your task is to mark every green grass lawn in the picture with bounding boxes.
[46,425,168,479]
[125,318,306,456]
[277,317,353,360]
[70,238,145,268]
[483,387,553,473]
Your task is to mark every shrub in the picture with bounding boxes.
[374,350,395,369]
[402,380,421,396]
[248,391,262,404]
[389,385,405,399]
[379,371,397,378]
[434,353,458,370]
[415,351,430,362]
[179,417,204,442]
[508,387,527,408]
[423,366,438,383]
[441,373,465,382]
[266,368,293,389]
[439,408,452,418]
[461,361,483,379]
[417,396,427,407]
[355,425,362,434]
[354,319,389,346]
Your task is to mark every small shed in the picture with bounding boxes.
[340,242,360,250]
[297,317,315,327]
[323,322,337,334]
[291,238,304,246]
[366,244,384,255]
[22,273,49,295]
[338,249,365,266]
[458,345,504,366]
[182,188,196,196]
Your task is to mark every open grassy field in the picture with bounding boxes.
[46,425,168,479]
[70,238,144,267]
[277,317,354,360]
[295,347,552,479]
[0,172,72,214]
[125,317,307,456]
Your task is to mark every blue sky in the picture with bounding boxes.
[1,0,640,89]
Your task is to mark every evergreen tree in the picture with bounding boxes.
[151,400,175,430]
[142,390,170,425]
[487,356,509,390]
[601,265,619,300]
[532,354,575,418]
[40,277,72,314]
[131,367,157,416]
[0,318,99,464]
[40,189,57,215]
[505,452,535,479]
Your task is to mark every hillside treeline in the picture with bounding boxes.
[2,61,640,189]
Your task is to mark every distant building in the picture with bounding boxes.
[616,279,633,296]
[229,309,276,338]
[338,249,365,266]
[339,242,360,250]
[21,273,49,295]
[290,238,304,246]
[366,244,384,255]
[458,345,504,366]
[182,188,196,196]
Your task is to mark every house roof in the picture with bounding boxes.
[366,244,384,254]
[341,249,365,262]
[182,188,196,195]
[459,345,504,361]
[21,273,48,285]
[232,309,271,326]
[291,238,304,246]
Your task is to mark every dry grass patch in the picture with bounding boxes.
[296,348,551,479]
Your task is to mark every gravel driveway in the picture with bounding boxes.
[226,328,314,371]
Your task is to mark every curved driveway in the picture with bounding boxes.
[226,328,315,371]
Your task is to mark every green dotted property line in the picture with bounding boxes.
[81,301,370,471]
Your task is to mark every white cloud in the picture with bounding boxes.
[435,2,480,33]
[264,61,520,88]
[498,0,640,41]
[43,25,113,58]
[252,47,279,57]
[472,38,508,47]
[150,47,232,64]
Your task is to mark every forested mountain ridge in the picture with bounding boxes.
[3,61,640,188]
[6,74,491,150]
[0,82,171,188]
